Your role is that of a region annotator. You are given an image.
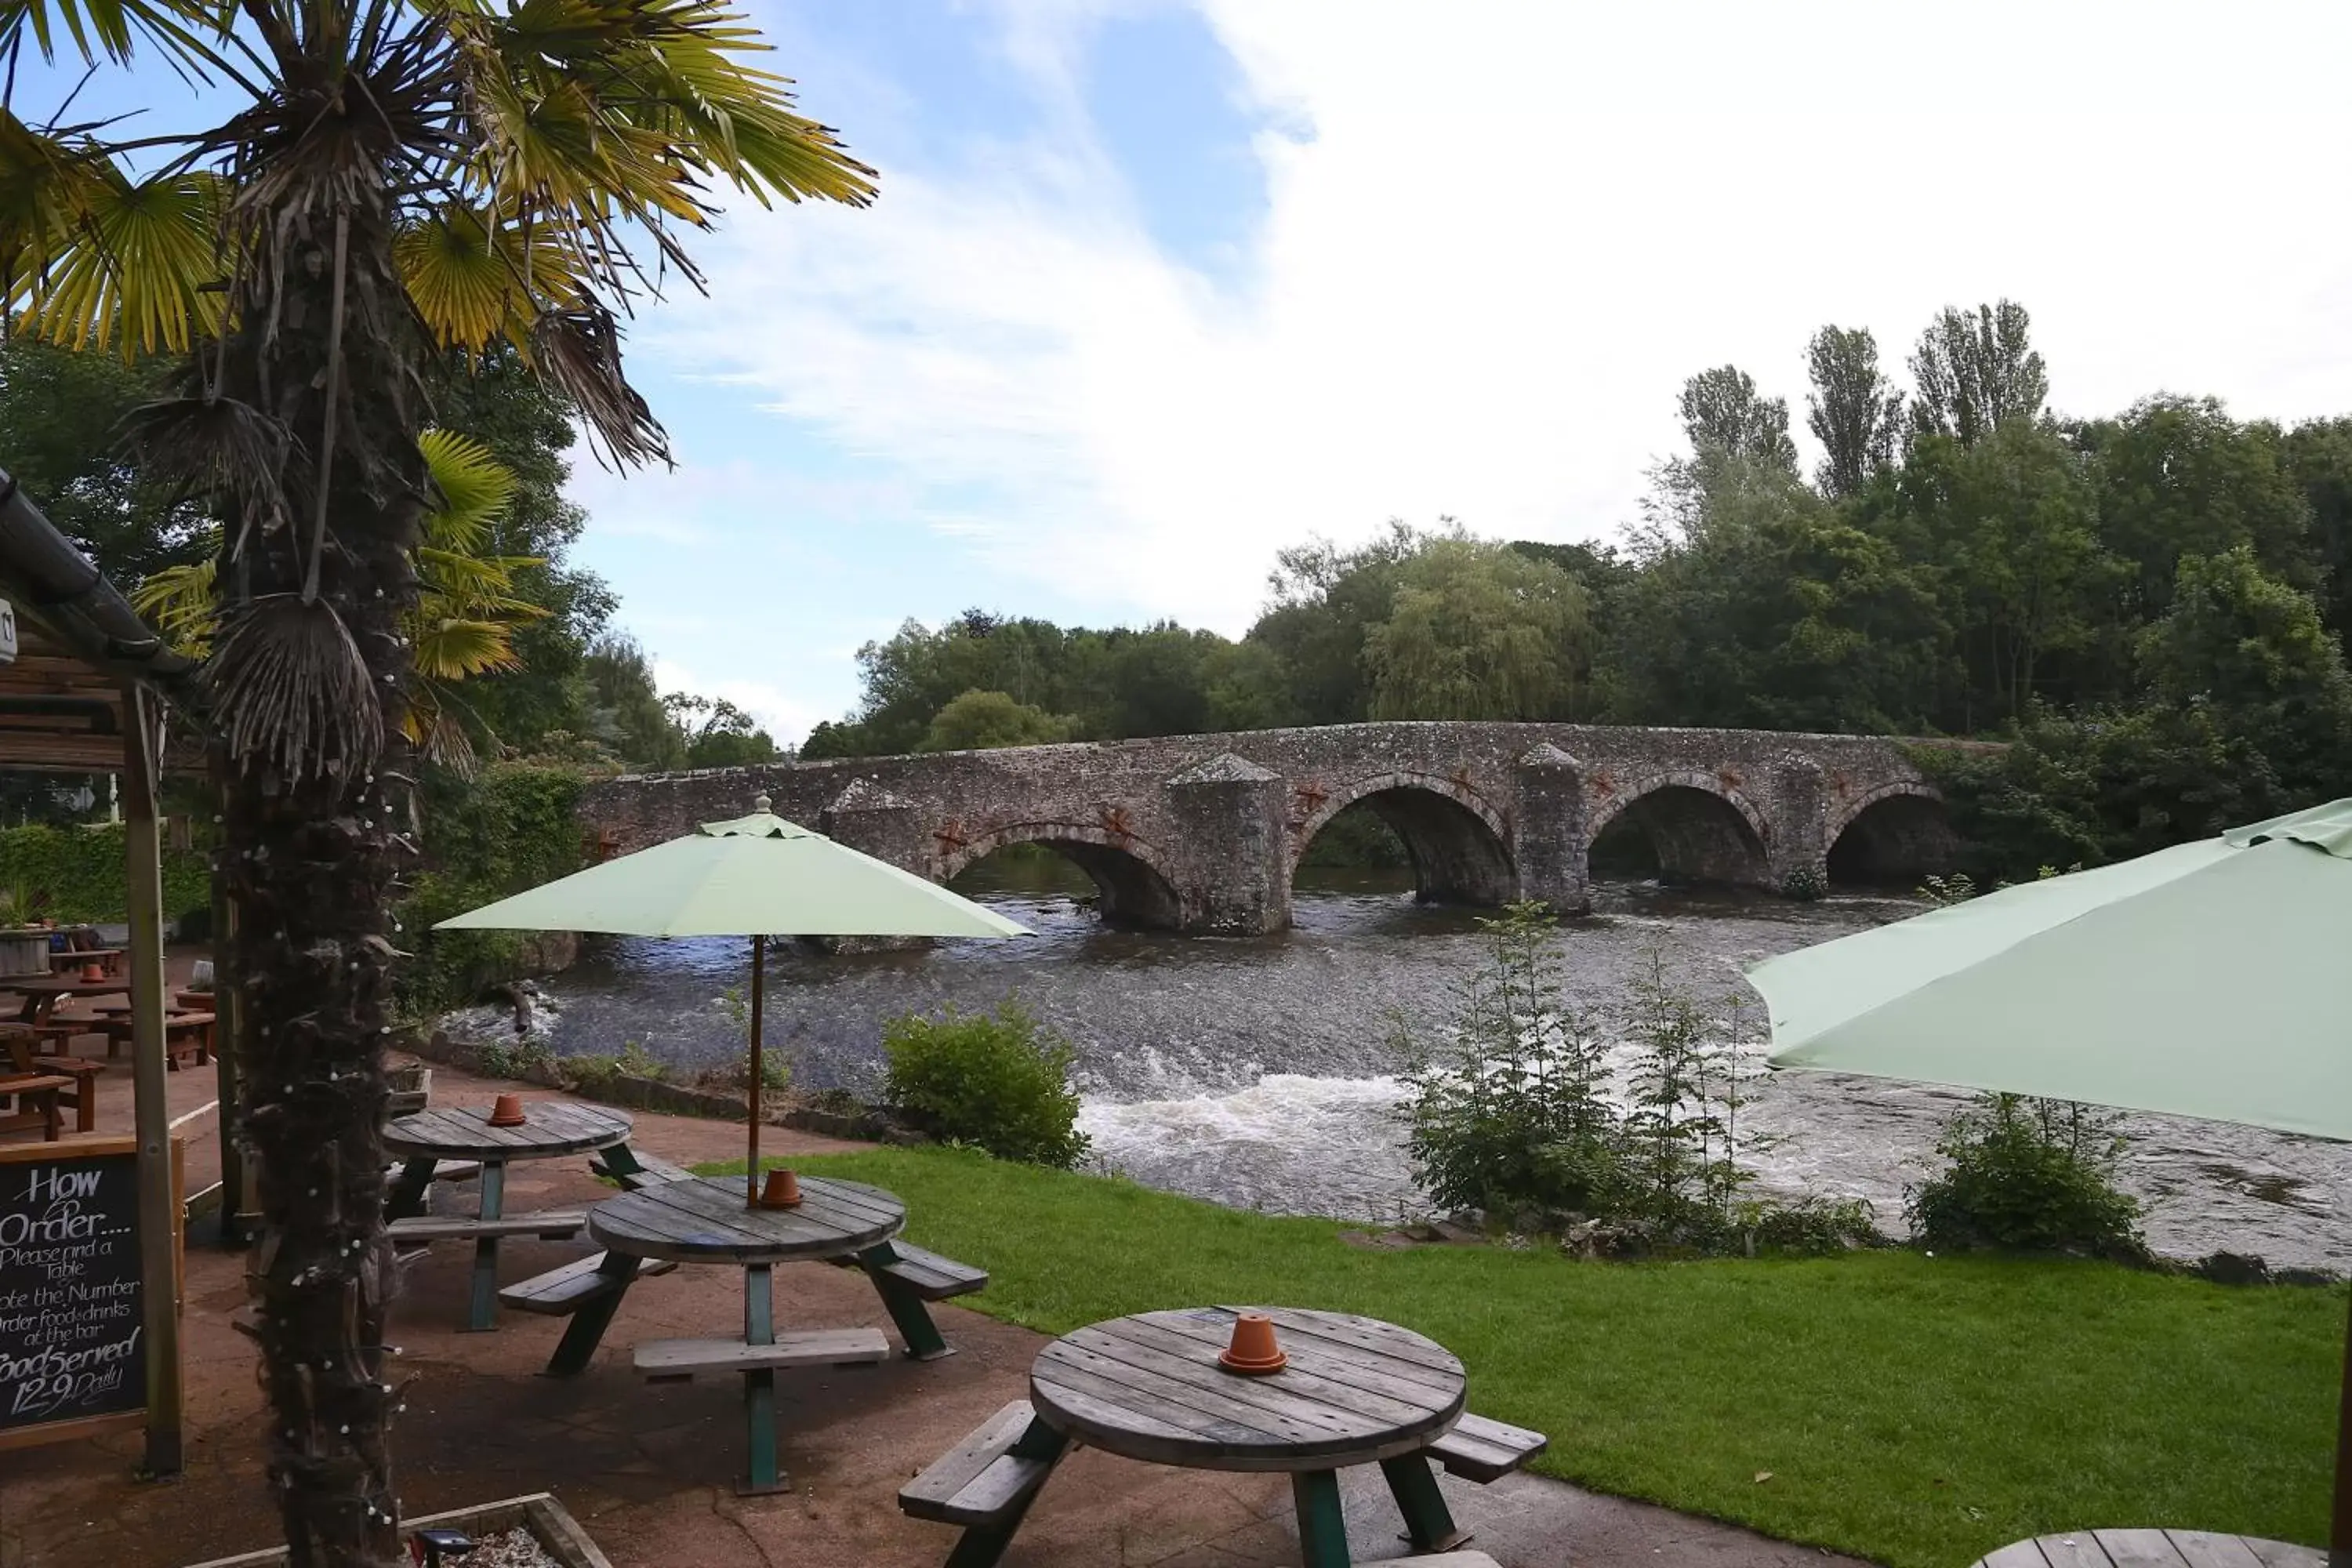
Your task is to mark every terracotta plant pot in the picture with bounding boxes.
[758,1167,802,1209]
[1218,1312,1287,1375]
[487,1094,528,1127]
[78,961,103,982]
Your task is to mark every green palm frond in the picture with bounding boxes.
[397,205,591,354]
[128,555,222,657]
[0,0,238,74]
[27,169,228,354]
[410,614,524,681]
[419,427,520,546]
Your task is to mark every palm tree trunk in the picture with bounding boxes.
[214,172,425,1567]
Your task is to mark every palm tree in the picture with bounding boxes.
[133,429,552,768]
[0,4,873,1560]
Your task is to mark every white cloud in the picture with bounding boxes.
[621,0,2352,640]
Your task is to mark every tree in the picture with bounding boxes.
[1677,364,1797,471]
[2136,546,2352,788]
[666,694,783,768]
[1804,325,1906,499]
[1360,537,1594,720]
[0,336,211,581]
[1909,300,2048,445]
[919,689,1074,751]
[0,7,875,1559]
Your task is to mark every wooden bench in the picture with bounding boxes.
[386,1210,586,1243]
[899,1399,1062,1528]
[1426,1412,1548,1483]
[588,1148,694,1189]
[383,1158,481,1186]
[4,1030,100,1134]
[499,1252,676,1316]
[0,1073,70,1140]
[634,1327,890,1382]
[98,1011,213,1067]
[1392,1555,1501,1567]
[857,1240,988,1301]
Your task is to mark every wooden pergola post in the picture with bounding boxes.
[122,684,183,1476]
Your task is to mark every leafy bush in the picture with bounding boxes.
[1908,1094,2145,1261]
[881,1000,1091,1168]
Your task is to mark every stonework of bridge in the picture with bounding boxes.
[579,722,1958,935]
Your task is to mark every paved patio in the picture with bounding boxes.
[0,1062,1872,1568]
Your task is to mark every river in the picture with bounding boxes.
[437,862,2351,1272]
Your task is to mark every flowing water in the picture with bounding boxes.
[438,862,2352,1272]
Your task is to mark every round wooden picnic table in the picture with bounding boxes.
[2,974,131,1024]
[583,1174,913,1494]
[1015,1306,1469,1568]
[383,1101,633,1330]
[1973,1531,2321,1566]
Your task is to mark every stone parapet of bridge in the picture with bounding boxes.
[580,722,1960,934]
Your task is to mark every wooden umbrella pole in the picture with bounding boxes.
[746,934,765,1206]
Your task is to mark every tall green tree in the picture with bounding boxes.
[1804,325,1906,499]
[1361,537,1594,720]
[0,6,875,1560]
[1677,364,1798,471]
[1908,300,2049,446]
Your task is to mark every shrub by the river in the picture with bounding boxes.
[1904,870,2146,1262]
[883,1000,1091,1169]
[1399,902,1868,1256]
[1908,1094,2146,1261]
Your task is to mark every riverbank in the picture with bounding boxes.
[708,1144,2339,1568]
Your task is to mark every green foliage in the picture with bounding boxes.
[561,1040,667,1092]
[1399,904,1621,1221]
[1361,535,1594,720]
[394,765,586,1018]
[0,822,211,926]
[708,1145,2338,1568]
[1399,905,1853,1256]
[881,1000,1091,1168]
[1908,1094,2146,1261]
[1907,299,2047,445]
[919,689,1075,752]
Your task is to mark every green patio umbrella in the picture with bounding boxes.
[437,794,1029,1202]
[1748,795,2352,1559]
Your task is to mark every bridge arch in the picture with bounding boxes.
[1290,771,1518,906]
[1825,782,1953,887]
[1585,770,1773,888]
[939,822,1185,929]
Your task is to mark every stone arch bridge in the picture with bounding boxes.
[579,723,1962,935]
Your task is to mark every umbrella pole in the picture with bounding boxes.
[2336,1285,2351,1566]
[746,934,765,1206]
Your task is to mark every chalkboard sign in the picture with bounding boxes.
[0,1138,151,1449]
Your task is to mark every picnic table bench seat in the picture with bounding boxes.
[633,1327,890,1381]
[899,1399,1062,1528]
[1392,1555,1501,1567]
[1426,1412,1547,1483]
[0,1072,71,1139]
[386,1210,586,1243]
[381,1158,480,1186]
[829,1239,988,1301]
[499,1252,676,1316]
[589,1148,695,1189]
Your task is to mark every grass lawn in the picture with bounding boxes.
[701,1147,2339,1568]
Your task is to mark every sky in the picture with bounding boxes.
[22,2,2352,743]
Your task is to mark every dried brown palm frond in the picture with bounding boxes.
[205,594,386,782]
[122,394,295,546]
[530,303,671,468]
